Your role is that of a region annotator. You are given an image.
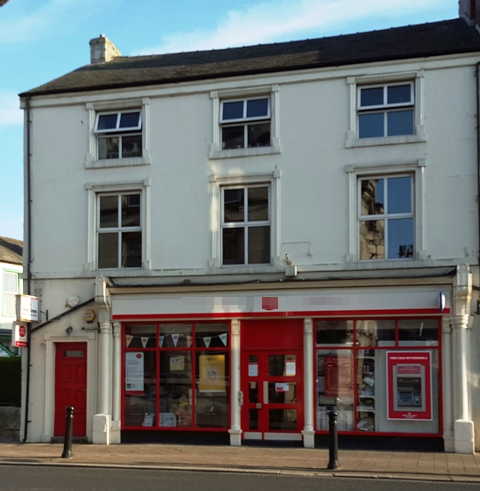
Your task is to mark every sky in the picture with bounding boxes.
[0,0,456,240]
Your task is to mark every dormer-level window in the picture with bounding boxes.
[95,110,142,160]
[358,82,414,139]
[220,97,271,150]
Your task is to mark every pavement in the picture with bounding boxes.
[0,442,480,483]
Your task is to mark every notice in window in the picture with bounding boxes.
[285,361,296,376]
[170,355,185,372]
[248,363,258,377]
[199,354,226,393]
[125,352,144,391]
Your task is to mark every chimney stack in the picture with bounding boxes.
[89,35,121,64]
[460,0,480,25]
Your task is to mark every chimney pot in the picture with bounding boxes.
[89,35,121,64]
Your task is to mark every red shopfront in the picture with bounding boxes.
[120,315,443,442]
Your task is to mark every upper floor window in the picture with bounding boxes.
[95,110,142,160]
[358,82,414,139]
[220,97,271,150]
[222,184,270,265]
[359,174,414,260]
[2,270,20,318]
[97,192,142,269]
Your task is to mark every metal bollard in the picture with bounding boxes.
[61,406,74,458]
[327,405,338,470]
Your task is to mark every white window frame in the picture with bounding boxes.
[345,72,426,148]
[85,179,151,274]
[221,184,271,265]
[85,98,151,169]
[345,160,427,265]
[2,270,20,318]
[357,173,414,261]
[209,169,282,271]
[210,85,281,159]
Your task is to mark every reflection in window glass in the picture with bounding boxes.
[247,123,270,147]
[98,135,120,159]
[356,320,395,347]
[222,101,244,120]
[98,233,118,268]
[247,187,268,221]
[224,189,244,223]
[159,352,192,427]
[316,350,354,430]
[246,98,269,118]
[359,112,384,138]
[222,125,244,149]
[119,111,140,128]
[269,409,297,430]
[387,176,412,214]
[222,228,244,264]
[359,220,385,260]
[125,351,156,427]
[361,179,385,216]
[196,352,228,428]
[97,114,118,130]
[121,194,141,227]
[388,218,414,259]
[316,320,353,345]
[387,84,411,104]
[399,319,438,344]
[248,226,270,264]
[360,87,383,106]
[268,354,296,376]
[122,232,142,267]
[99,195,118,227]
[387,109,414,136]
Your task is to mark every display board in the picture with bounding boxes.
[386,351,432,420]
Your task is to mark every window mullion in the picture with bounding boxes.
[244,187,248,263]
[118,230,122,268]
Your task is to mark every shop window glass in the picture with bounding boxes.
[316,320,353,345]
[195,323,228,348]
[125,325,156,349]
[356,320,395,347]
[195,352,228,428]
[316,350,354,431]
[159,351,192,427]
[125,351,156,427]
[356,349,376,432]
[269,409,297,430]
[159,323,192,348]
[268,354,296,376]
[268,382,296,404]
[398,319,438,345]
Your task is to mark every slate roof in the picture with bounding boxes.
[0,237,22,266]
[21,18,480,97]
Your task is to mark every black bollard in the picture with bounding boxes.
[327,405,338,470]
[61,406,74,458]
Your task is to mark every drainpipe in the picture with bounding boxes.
[22,96,32,443]
[476,62,480,268]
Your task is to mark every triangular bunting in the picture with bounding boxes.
[159,335,165,347]
[203,336,211,348]
[126,334,133,347]
[219,333,228,346]
[141,336,149,348]
[171,333,179,346]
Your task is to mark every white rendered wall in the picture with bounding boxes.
[0,261,22,330]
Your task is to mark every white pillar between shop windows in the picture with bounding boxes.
[229,319,242,446]
[93,321,112,445]
[110,321,121,444]
[452,314,474,454]
[302,318,315,448]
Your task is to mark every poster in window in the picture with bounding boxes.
[125,352,144,391]
[170,355,185,372]
[386,351,432,420]
[324,355,352,397]
[199,354,226,393]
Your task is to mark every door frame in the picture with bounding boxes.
[42,336,95,442]
[241,348,304,440]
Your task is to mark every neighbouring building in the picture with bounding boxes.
[0,237,22,356]
[18,2,480,453]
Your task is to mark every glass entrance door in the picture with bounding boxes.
[242,351,303,440]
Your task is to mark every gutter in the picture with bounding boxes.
[22,96,32,443]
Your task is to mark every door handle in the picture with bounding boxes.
[263,381,269,404]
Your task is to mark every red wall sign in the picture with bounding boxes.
[261,297,278,311]
[11,323,28,348]
[386,351,432,420]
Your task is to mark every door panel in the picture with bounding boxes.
[54,342,87,437]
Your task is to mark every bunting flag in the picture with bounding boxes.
[141,336,149,348]
[203,336,211,348]
[159,335,165,347]
[219,333,228,346]
[126,334,133,347]
[171,333,179,347]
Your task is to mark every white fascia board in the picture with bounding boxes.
[24,52,480,109]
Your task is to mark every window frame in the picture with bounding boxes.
[85,98,151,169]
[345,72,425,148]
[221,183,272,266]
[209,86,281,159]
[357,173,415,261]
[2,269,20,318]
[345,160,427,265]
[85,179,151,273]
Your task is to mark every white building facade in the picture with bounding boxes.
[19,3,480,453]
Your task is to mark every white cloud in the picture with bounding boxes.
[140,0,444,55]
[0,92,22,126]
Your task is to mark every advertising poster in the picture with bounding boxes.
[386,351,432,420]
[125,352,144,391]
[199,354,226,393]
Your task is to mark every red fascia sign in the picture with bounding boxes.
[387,351,432,420]
[11,323,28,348]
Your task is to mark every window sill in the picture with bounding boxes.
[85,154,151,169]
[209,263,284,275]
[209,142,281,160]
[345,132,426,149]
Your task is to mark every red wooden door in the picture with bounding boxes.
[54,342,87,437]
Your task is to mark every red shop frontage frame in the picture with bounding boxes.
[313,316,443,438]
[121,320,231,432]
